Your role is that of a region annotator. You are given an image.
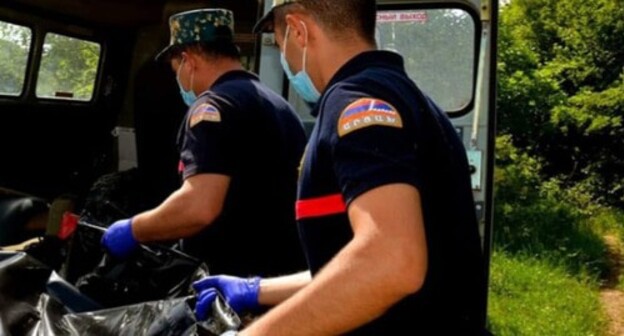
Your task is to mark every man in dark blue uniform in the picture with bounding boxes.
[193,1,487,334]
[101,8,307,278]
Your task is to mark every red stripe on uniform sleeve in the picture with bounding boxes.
[178,161,185,174]
[296,194,347,220]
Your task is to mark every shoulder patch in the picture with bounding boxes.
[189,103,221,127]
[337,98,403,137]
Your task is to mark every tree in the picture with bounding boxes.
[498,0,624,207]
[0,21,31,95]
[0,21,100,101]
[38,33,101,100]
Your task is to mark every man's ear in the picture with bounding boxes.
[284,14,309,48]
[182,51,201,70]
[170,57,181,72]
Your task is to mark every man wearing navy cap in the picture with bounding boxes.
[193,1,487,335]
[101,8,307,278]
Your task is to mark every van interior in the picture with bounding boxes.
[0,0,263,243]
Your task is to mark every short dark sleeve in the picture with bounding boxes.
[324,89,423,204]
[179,96,236,179]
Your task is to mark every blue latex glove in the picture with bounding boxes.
[193,275,261,320]
[101,218,139,259]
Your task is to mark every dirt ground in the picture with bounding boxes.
[601,235,624,336]
[601,289,624,336]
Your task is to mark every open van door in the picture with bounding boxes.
[256,0,498,328]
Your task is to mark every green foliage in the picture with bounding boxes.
[551,80,624,205]
[0,22,31,95]
[0,21,100,100]
[498,0,624,207]
[587,207,624,239]
[494,135,610,279]
[37,33,101,100]
[488,250,606,336]
[494,4,624,333]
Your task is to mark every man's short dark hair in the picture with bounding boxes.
[274,0,377,45]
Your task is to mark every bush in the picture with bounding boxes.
[493,135,609,279]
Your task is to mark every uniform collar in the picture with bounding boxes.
[311,50,405,117]
[212,70,258,88]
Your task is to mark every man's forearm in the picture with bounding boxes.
[258,271,312,306]
[132,189,211,242]
[131,174,229,243]
[242,236,421,335]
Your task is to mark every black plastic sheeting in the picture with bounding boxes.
[67,222,209,308]
[0,222,241,336]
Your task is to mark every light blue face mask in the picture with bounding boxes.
[280,24,321,104]
[176,58,197,106]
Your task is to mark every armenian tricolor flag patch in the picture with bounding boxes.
[337,98,403,137]
[190,103,221,127]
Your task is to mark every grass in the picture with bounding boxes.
[490,136,623,334]
[588,208,624,290]
[488,250,607,336]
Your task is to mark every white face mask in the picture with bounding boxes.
[280,22,321,104]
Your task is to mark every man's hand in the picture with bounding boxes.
[193,275,261,320]
[101,218,139,259]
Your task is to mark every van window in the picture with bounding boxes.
[36,33,101,101]
[0,20,32,97]
[377,8,476,112]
